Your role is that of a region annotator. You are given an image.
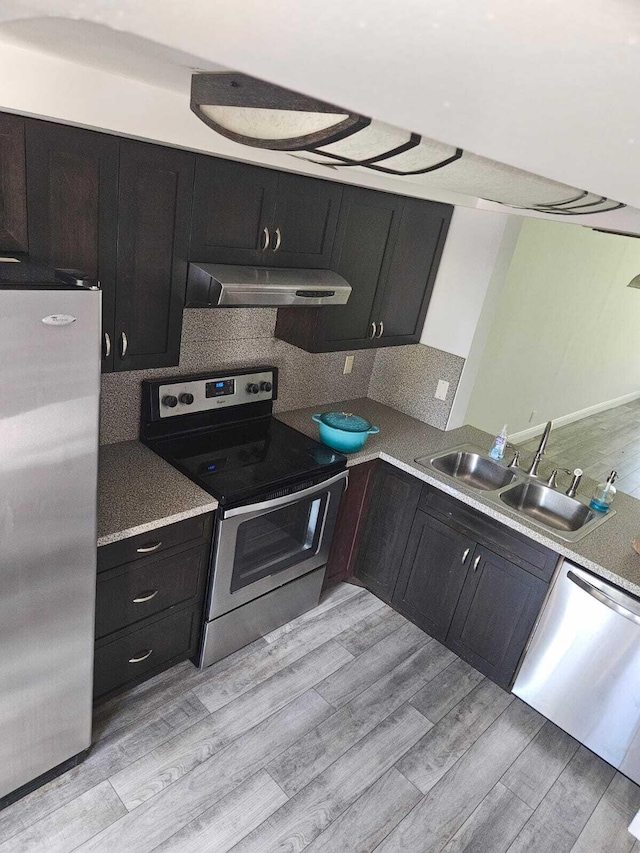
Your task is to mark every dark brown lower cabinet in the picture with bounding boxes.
[392,511,475,643]
[445,546,548,688]
[324,460,377,588]
[352,468,558,690]
[354,463,422,602]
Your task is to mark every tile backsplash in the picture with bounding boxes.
[100,309,376,444]
[100,309,464,444]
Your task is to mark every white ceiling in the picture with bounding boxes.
[0,2,639,228]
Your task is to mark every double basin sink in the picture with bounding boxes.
[415,445,614,543]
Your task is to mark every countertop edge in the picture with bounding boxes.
[97,501,219,548]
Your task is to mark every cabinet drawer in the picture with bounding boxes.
[97,513,213,574]
[93,605,201,699]
[96,544,209,639]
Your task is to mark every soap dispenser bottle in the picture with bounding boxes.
[589,470,617,512]
[489,424,508,461]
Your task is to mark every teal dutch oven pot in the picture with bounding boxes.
[312,411,380,453]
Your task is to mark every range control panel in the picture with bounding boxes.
[158,369,275,418]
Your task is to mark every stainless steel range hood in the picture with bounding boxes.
[185,263,352,308]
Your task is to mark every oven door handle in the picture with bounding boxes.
[222,470,348,519]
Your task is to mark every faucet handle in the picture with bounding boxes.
[546,468,572,489]
[507,447,521,469]
[566,468,583,498]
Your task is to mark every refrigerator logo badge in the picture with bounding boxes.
[42,314,77,326]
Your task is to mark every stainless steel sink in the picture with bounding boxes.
[426,450,517,491]
[499,481,594,533]
[415,443,615,543]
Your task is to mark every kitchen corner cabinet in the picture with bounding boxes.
[274,186,453,353]
[113,140,194,371]
[0,113,28,253]
[353,467,557,689]
[25,120,119,370]
[190,156,342,268]
[354,463,422,602]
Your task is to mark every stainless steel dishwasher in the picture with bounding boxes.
[514,559,640,783]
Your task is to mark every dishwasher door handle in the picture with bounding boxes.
[568,570,640,628]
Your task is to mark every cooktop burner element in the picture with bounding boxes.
[140,366,346,506]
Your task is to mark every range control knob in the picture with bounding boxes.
[179,392,194,405]
[246,383,260,394]
[162,395,178,408]
[260,381,273,392]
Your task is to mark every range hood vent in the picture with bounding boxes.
[185,263,352,308]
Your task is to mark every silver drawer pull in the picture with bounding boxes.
[133,590,159,604]
[104,331,111,358]
[473,555,481,571]
[273,227,282,252]
[261,226,270,251]
[369,322,377,338]
[376,320,384,338]
[120,331,128,358]
[136,541,162,554]
[461,547,470,564]
[129,649,153,664]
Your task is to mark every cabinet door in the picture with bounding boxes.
[26,120,118,371]
[392,511,475,642]
[114,140,194,371]
[446,546,548,688]
[374,197,452,345]
[324,460,376,588]
[269,172,342,268]
[321,185,403,349]
[0,112,28,253]
[354,462,421,601]
[190,156,278,264]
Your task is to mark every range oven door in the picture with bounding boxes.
[208,469,348,619]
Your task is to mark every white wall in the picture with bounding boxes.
[421,207,509,359]
[464,218,640,436]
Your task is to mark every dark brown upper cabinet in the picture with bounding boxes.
[190,156,342,268]
[274,185,452,352]
[25,120,119,371]
[113,140,194,371]
[0,113,28,253]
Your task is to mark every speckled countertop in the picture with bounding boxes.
[276,398,640,598]
[97,441,218,547]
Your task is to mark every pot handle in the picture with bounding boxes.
[367,425,380,435]
[312,414,322,424]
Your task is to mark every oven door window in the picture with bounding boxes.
[230,494,327,593]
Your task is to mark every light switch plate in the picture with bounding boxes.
[435,379,450,401]
[343,355,354,375]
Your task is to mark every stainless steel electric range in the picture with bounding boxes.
[141,366,347,667]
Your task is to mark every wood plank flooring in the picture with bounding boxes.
[520,400,640,496]
[1,582,639,852]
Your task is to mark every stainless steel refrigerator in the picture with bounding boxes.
[0,262,101,803]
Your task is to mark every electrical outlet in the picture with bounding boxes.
[343,355,354,375]
[529,409,537,423]
[435,379,450,401]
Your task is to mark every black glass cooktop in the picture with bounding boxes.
[150,417,346,506]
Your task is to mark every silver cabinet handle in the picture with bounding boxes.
[136,541,162,554]
[261,226,270,251]
[133,590,159,604]
[461,547,470,564]
[120,331,128,358]
[104,331,111,358]
[473,555,481,571]
[129,649,153,664]
[273,227,282,252]
[369,322,377,338]
[376,321,384,338]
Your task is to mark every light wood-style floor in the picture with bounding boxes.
[520,400,640,496]
[1,582,639,853]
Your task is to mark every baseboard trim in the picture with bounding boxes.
[509,391,640,443]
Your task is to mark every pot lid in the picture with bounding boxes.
[316,411,373,432]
